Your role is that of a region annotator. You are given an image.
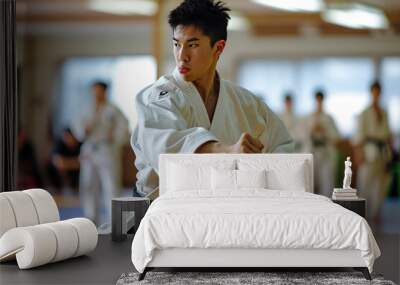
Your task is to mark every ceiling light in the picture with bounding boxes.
[322,4,389,29]
[251,0,323,12]
[88,0,157,16]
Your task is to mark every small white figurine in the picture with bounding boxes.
[343,157,352,189]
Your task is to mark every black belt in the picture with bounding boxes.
[365,137,386,151]
[312,138,327,147]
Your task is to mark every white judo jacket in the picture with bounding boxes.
[131,69,293,195]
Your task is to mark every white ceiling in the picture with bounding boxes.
[17,0,400,15]
[16,0,400,36]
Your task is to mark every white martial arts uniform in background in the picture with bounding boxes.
[354,106,392,219]
[303,112,340,197]
[279,110,305,153]
[131,69,293,196]
[80,102,129,225]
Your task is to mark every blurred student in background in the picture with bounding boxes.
[47,128,81,194]
[17,127,43,189]
[279,93,304,152]
[354,81,393,220]
[79,81,129,228]
[304,90,340,197]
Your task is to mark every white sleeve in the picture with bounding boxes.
[134,91,218,172]
[327,115,340,142]
[259,99,294,153]
[383,110,392,139]
[112,108,130,146]
[353,113,365,145]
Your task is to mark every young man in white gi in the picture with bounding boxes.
[303,91,340,197]
[80,81,129,225]
[279,93,304,152]
[354,81,392,220]
[131,0,293,197]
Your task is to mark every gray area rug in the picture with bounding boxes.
[117,271,396,285]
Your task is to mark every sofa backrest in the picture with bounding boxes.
[0,189,60,238]
[159,154,313,196]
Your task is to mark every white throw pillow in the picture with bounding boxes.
[211,168,236,190]
[211,169,267,190]
[238,159,307,191]
[266,166,306,191]
[237,169,267,189]
[167,163,209,191]
[167,160,235,192]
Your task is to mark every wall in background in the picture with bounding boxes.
[17,22,400,165]
[17,23,152,164]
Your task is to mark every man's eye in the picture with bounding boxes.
[189,44,199,48]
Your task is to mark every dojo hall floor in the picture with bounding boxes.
[0,194,399,285]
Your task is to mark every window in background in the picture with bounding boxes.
[381,57,400,136]
[56,56,156,139]
[236,60,297,109]
[237,57,375,137]
[300,58,374,137]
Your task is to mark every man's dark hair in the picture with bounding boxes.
[370,80,381,92]
[284,93,293,102]
[62,127,78,141]
[63,127,73,136]
[92,81,108,91]
[315,90,325,100]
[168,0,231,46]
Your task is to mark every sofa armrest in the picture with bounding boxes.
[0,218,97,269]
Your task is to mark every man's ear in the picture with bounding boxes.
[215,40,226,56]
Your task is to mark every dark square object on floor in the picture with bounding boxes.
[112,197,150,242]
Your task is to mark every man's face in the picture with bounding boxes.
[92,85,106,105]
[371,86,381,104]
[173,25,224,82]
[316,96,323,109]
[284,99,292,111]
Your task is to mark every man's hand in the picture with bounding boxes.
[85,121,95,136]
[195,133,264,153]
[52,155,66,172]
[228,133,264,153]
[312,123,325,134]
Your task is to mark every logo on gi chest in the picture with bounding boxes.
[159,91,168,97]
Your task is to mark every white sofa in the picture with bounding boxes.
[0,189,98,269]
